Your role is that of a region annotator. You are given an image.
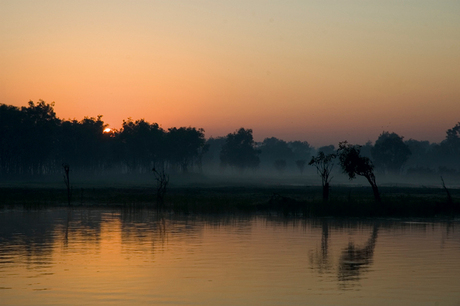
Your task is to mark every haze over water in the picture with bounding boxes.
[1,208,460,305]
[2,2,460,305]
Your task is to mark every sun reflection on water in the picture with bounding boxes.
[0,209,460,305]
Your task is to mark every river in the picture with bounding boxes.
[1,208,459,305]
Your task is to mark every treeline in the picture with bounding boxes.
[204,126,460,179]
[0,101,206,176]
[0,101,459,178]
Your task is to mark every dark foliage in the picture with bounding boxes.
[0,101,206,177]
[259,137,293,169]
[166,127,207,173]
[220,128,260,171]
[1,101,459,185]
[337,141,381,204]
[371,131,411,174]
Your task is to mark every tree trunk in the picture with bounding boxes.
[371,183,381,204]
[441,176,453,207]
[322,182,330,203]
[365,174,381,204]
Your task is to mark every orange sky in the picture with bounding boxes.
[1,1,459,146]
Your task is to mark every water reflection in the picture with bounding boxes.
[0,210,59,270]
[1,208,460,305]
[338,224,378,288]
[309,220,333,274]
[307,219,380,287]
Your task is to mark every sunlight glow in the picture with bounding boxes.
[1,1,459,145]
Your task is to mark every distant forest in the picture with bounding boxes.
[1,100,459,178]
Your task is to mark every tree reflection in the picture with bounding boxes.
[337,224,379,288]
[308,220,333,273]
[308,221,380,289]
[0,210,63,271]
[120,209,169,255]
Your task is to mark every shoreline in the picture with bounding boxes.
[1,185,459,218]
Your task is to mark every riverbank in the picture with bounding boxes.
[1,184,459,217]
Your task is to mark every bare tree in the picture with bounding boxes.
[152,164,169,208]
[62,163,71,206]
[309,152,336,202]
[440,176,454,207]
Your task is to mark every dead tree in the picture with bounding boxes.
[441,176,454,207]
[153,165,169,208]
[62,163,71,206]
[309,152,336,202]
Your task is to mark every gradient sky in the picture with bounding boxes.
[1,1,459,146]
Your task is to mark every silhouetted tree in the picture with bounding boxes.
[309,152,336,202]
[445,122,460,152]
[440,176,454,207]
[220,128,260,171]
[371,132,411,174]
[259,137,293,169]
[1,101,62,176]
[338,141,381,203]
[62,163,71,206]
[360,141,373,159]
[196,143,210,173]
[152,165,169,208]
[0,104,24,175]
[202,137,226,170]
[404,139,434,171]
[166,127,206,173]
[1,102,213,178]
[21,100,60,175]
[438,122,460,169]
[116,119,166,173]
[289,141,313,161]
[58,116,108,173]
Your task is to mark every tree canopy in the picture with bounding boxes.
[371,131,411,174]
[309,151,336,202]
[0,101,458,181]
[338,141,381,203]
[220,128,260,171]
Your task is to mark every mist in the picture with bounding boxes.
[1,101,459,190]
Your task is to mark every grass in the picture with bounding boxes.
[0,184,459,217]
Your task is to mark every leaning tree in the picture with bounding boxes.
[337,141,381,204]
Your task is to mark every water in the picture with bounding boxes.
[1,208,459,306]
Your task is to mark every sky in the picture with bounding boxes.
[1,0,459,146]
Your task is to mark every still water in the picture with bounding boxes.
[1,208,459,306]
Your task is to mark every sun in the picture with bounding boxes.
[103,128,112,133]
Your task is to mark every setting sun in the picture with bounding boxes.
[1,1,459,146]
[1,1,460,304]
